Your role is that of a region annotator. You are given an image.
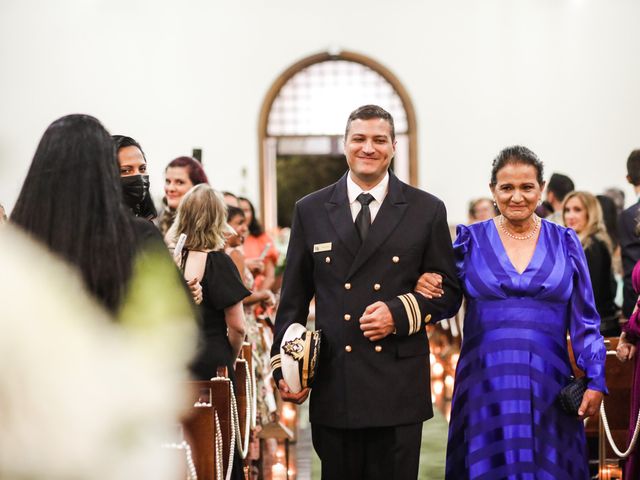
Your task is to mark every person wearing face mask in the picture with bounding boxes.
[113,135,157,221]
[113,135,203,304]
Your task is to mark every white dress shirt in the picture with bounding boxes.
[346,171,389,223]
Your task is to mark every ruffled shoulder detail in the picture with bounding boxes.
[453,223,471,258]
[453,224,472,281]
[562,226,585,265]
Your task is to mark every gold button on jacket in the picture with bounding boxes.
[344,314,351,321]
[345,345,352,352]
[373,283,381,291]
[375,345,382,352]
[392,256,400,263]
[344,283,351,290]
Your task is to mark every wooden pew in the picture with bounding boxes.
[182,403,222,480]
[184,377,234,480]
[235,358,251,460]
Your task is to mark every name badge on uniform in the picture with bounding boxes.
[313,242,332,253]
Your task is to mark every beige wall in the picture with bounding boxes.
[1,0,639,224]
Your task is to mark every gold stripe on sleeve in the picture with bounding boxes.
[398,294,417,335]
[406,294,422,333]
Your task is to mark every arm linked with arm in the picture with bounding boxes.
[384,201,462,336]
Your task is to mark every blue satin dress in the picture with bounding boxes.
[445,219,607,480]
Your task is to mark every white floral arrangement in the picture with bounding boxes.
[0,226,196,480]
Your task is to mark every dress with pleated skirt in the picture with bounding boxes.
[445,219,607,480]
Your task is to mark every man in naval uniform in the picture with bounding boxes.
[270,105,462,479]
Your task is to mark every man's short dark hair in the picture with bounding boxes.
[547,173,575,202]
[627,149,640,186]
[344,104,395,141]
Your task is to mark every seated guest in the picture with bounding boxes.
[113,135,157,221]
[159,156,208,235]
[563,191,620,336]
[545,172,575,224]
[11,115,174,314]
[467,197,497,224]
[238,197,278,291]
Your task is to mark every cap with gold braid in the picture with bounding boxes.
[279,324,321,394]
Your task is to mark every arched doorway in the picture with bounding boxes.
[258,50,417,230]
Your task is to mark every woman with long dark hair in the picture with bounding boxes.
[11,114,165,314]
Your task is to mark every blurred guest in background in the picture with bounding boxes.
[159,156,208,235]
[467,197,497,224]
[619,149,640,319]
[604,187,625,217]
[223,191,240,207]
[597,194,620,252]
[225,206,276,311]
[0,203,6,225]
[563,191,620,336]
[238,197,278,292]
[545,172,575,224]
[113,135,157,221]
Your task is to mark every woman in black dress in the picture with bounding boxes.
[167,184,249,382]
[563,190,621,336]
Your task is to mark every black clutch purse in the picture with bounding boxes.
[558,376,590,416]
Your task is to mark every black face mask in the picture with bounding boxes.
[121,174,150,210]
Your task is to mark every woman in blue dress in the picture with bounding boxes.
[419,146,607,479]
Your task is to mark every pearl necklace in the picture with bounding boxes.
[499,215,540,240]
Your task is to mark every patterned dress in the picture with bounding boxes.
[445,219,607,480]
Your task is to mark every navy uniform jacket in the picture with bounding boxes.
[619,200,640,318]
[270,171,462,429]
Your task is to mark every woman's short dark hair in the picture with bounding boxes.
[166,156,209,185]
[238,197,263,236]
[490,145,544,187]
[11,114,136,314]
[227,205,245,222]
[112,135,146,161]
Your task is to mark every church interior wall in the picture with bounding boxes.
[1,0,638,225]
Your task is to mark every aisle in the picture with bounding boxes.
[301,408,450,479]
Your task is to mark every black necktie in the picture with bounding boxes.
[355,193,375,243]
